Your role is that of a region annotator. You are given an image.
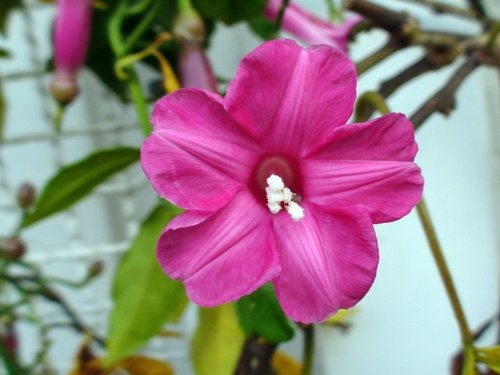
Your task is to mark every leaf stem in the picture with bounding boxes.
[302,325,315,375]
[122,0,162,55]
[416,199,474,345]
[127,70,151,136]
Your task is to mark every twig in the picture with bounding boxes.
[466,0,486,18]
[399,0,476,19]
[356,39,400,75]
[410,57,480,129]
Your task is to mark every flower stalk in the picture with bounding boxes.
[302,325,315,375]
[416,199,474,346]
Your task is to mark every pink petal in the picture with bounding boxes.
[304,113,423,223]
[142,89,260,211]
[308,113,418,160]
[157,190,280,306]
[303,160,423,224]
[225,39,356,156]
[272,204,378,323]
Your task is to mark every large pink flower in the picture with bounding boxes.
[141,39,423,323]
[264,0,362,53]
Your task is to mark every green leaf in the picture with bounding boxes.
[476,346,500,373]
[105,204,188,365]
[248,16,276,40]
[0,47,10,58]
[192,304,245,375]
[236,284,294,344]
[463,346,480,375]
[22,147,139,227]
[0,0,21,34]
[192,0,267,25]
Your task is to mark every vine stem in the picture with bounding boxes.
[302,325,315,375]
[416,199,473,346]
[127,70,152,136]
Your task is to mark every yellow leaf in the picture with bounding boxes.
[272,352,302,375]
[192,304,245,375]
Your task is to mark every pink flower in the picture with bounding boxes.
[178,42,218,93]
[264,0,362,53]
[50,0,93,104]
[141,39,423,323]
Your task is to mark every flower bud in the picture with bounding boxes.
[173,7,206,44]
[16,182,36,209]
[88,261,104,278]
[1,237,26,260]
[50,0,93,105]
[264,0,362,54]
[178,42,218,92]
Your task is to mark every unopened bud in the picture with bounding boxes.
[178,42,218,92]
[1,237,26,260]
[17,182,36,209]
[50,71,79,105]
[173,10,205,44]
[88,261,104,278]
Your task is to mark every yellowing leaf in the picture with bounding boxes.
[105,205,188,365]
[476,346,500,373]
[323,308,357,327]
[192,304,245,375]
[272,352,302,375]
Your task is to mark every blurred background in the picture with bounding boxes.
[0,0,499,373]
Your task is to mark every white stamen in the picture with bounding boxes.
[286,201,305,221]
[265,174,304,222]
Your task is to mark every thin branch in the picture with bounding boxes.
[416,200,474,346]
[356,39,400,75]
[399,0,476,19]
[410,58,480,129]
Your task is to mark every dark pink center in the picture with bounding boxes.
[249,154,304,204]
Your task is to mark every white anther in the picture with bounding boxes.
[265,174,304,222]
[267,174,285,191]
[286,201,305,222]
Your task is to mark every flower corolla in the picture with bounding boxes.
[141,39,423,323]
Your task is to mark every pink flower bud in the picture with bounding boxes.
[264,0,362,54]
[178,42,218,93]
[51,0,93,104]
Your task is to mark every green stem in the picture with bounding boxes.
[108,0,128,56]
[274,0,290,35]
[355,91,390,121]
[416,199,474,345]
[126,0,154,15]
[325,0,342,21]
[178,0,195,13]
[485,21,500,54]
[302,325,315,375]
[127,70,151,136]
[122,0,162,55]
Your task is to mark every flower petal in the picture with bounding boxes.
[304,114,423,223]
[142,89,260,211]
[225,39,356,156]
[272,204,378,323]
[303,160,423,223]
[308,113,418,160]
[157,190,280,306]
